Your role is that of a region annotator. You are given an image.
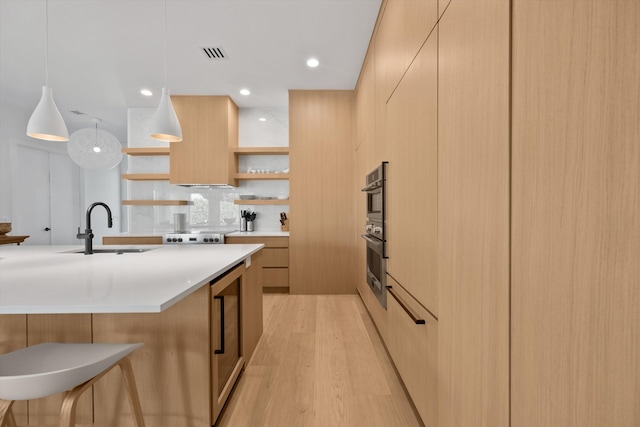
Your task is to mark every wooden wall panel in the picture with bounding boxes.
[511,1,640,426]
[289,90,357,295]
[437,0,510,426]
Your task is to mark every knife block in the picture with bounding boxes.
[280,219,289,232]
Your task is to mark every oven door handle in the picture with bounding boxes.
[361,181,382,192]
[361,234,383,246]
[214,295,225,354]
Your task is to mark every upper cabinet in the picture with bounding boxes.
[169,96,238,186]
[376,0,438,103]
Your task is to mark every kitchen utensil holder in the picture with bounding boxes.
[240,218,247,232]
[247,221,254,232]
[280,219,289,232]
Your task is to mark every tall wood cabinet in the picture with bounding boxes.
[510,1,640,426]
[386,26,438,317]
[289,90,357,295]
[438,0,510,425]
[355,0,639,426]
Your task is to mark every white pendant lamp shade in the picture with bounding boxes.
[67,126,123,170]
[149,88,182,142]
[26,86,69,142]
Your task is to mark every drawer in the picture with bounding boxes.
[263,268,289,288]
[225,236,289,247]
[262,248,289,267]
[386,275,438,426]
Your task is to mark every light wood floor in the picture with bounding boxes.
[216,294,423,427]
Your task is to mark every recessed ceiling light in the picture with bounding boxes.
[240,89,251,96]
[140,89,153,96]
[306,58,319,68]
[259,117,267,122]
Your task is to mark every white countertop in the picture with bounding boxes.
[0,244,263,315]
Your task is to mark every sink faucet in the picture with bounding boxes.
[77,202,113,255]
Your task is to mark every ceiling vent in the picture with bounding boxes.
[201,47,227,60]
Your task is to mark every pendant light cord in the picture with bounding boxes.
[45,0,49,86]
[163,0,167,88]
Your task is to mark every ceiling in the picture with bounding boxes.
[0,0,381,143]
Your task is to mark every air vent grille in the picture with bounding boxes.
[201,47,227,60]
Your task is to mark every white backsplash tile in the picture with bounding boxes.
[126,107,289,233]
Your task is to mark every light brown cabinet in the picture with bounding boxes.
[375,0,438,104]
[510,1,640,426]
[170,96,238,186]
[225,236,289,291]
[386,275,438,427]
[356,0,640,426]
[386,26,438,316]
[437,1,511,426]
[289,90,357,295]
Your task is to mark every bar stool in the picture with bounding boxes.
[0,342,145,427]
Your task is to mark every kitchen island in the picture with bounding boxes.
[0,244,264,426]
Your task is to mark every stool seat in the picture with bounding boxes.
[0,342,145,427]
[0,343,143,401]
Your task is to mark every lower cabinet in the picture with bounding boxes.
[386,275,438,426]
[226,236,289,291]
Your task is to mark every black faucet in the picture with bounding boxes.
[77,202,113,255]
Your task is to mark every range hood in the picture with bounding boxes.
[177,184,235,189]
[169,96,239,187]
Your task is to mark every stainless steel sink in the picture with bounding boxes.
[63,248,156,254]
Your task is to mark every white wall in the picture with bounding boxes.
[0,98,122,243]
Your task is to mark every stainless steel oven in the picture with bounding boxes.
[361,162,388,309]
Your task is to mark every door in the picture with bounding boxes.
[12,140,81,244]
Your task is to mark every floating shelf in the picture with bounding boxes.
[122,147,170,156]
[122,200,190,206]
[234,173,289,180]
[234,199,289,205]
[121,173,170,181]
[232,147,289,155]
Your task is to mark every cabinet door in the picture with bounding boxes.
[511,1,640,426]
[386,31,438,314]
[438,0,510,426]
[376,0,438,102]
[289,90,357,295]
[386,275,437,426]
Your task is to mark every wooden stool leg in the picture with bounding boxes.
[118,357,146,427]
[0,400,17,427]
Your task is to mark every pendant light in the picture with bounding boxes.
[149,0,182,142]
[26,0,69,142]
[67,119,123,170]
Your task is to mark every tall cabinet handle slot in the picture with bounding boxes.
[214,295,225,354]
[386,286,425,325]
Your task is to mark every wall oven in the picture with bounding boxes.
[361,162,388,309]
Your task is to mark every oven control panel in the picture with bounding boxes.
[163,233,224,244]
